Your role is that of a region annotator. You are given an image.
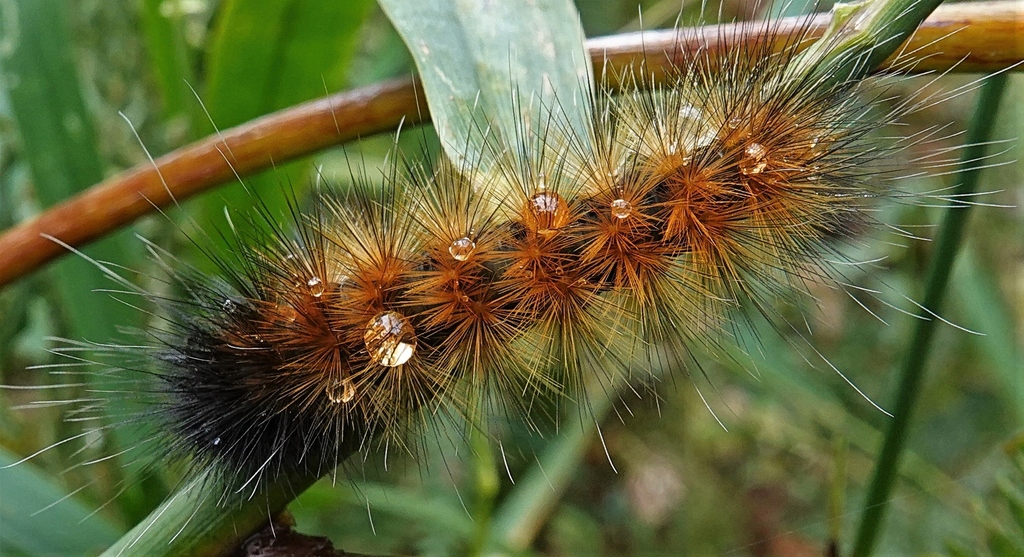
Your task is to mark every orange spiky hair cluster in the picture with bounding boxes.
[42,14,945,499]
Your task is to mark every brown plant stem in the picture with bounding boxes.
[0,0,1020,289]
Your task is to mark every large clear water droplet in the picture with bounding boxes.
[448,236,475,261]
[326,377,356,404]
[740,142,768,175]
[610,198,633,220]
[363,311,417,367]
[307,276,324,297]
[276,303,298,324]
[527,191,569,236]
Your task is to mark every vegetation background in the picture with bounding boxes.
[0,0,1021,555]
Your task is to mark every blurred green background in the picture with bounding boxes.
[0,0,1021,555]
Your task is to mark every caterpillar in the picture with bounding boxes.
[0,0,1016,555]
[87,15,896,496]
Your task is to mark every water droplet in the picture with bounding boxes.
[448,236,475,261]
[277,304,298,324]
[363,311,417,367]
[326,378,356,404]
[222,299,237,313]
[527,191,569,236]
[459,294,470,303]
[740,142,769,175]
[610,198,633,219]
[678,104,716,149]
[727,117,743,130]
[307,276,324,297]
[212,437,221,446]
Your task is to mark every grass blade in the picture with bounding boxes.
[0,0,137,341]
[0,446,121,557]
[850,72,1010,557]
[378,0,593,172]
[0,0,160,526]
[139,0,200,125]
[190,0,374,237]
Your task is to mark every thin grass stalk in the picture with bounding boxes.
[850,72,1010,557]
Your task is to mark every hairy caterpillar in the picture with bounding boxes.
[0,0,1018,555]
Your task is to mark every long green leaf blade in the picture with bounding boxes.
[851,73,1010,557]
[378,0,593,170]
[0,0,137,342]
[0,447,121,557]
[0,0,158,526]
[191,0,374,235]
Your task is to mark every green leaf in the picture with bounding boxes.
[487,381,614,552]
[0,0,160,524]
[139,0,199,124]
[342,481,473,539]
[1003,487,1024,538]
[852,73,1010,557]
[289,478,475,556]
[0,0,137,342]
[988,528,1023,557]
[191,0,374,236]
[945,541,980,557]
[0,446,121,557]
[344,13,413,88]
[956,249,1024,424]
[378,0,593,171]
[789,0,943,86]
[96,468,319,557]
